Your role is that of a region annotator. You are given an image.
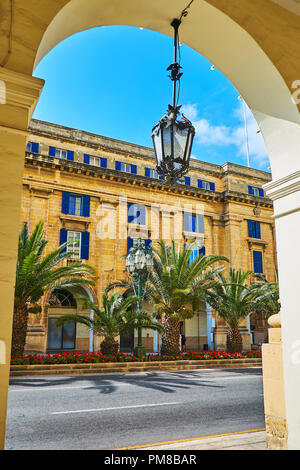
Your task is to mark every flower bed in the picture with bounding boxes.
[11,349,262,366]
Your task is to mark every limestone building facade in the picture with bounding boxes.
[21,119,276,354]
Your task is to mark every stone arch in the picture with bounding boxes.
[0,0,300,450]
[31,0,300,182]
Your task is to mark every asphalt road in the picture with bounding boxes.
[5,367,265,450]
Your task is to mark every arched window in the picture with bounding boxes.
[48,289,77,308]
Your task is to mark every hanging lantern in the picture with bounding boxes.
[152,15,195,185]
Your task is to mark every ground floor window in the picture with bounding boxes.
[47,318,76,350]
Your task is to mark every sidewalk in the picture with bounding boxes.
[121,430,266,451]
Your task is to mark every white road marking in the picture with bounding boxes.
[50,402,180,415]
[9,384,129,392]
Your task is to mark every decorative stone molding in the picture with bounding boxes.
[246,238,268,251]
[60,214,91,231]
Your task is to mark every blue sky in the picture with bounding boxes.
[33,25,270,171]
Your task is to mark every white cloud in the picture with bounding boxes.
[181,103,269,169]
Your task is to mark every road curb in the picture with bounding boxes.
[10,358,262,376]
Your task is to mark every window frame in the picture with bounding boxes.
[184,212,204,233]
[55,148,68,160]
[67,230,82,259]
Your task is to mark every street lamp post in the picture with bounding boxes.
[126,238,153,356]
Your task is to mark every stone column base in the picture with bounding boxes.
[265,415,288,450]
[24,326,47,354]
[262,323,287,450]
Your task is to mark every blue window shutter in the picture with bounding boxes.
[184,212,190,231]
[31,142,39,153]
[159,175,165,181]
[145,239,152,250]
[128,203,134,223]
[185,176,191,186]
[127,237,134,253]
[100,158,107,168]
[115,161,122,171]
[49,146,56,157]
[259,188,264,197]
[198,179,203,189]
[81,232,90,260]
[196,214,204,233]
[59,229,68,253]
[131,164,137,174]
[84,154,90,164]
[184,212,191,231]
[62,192,70,214]
[253,251,263,273]
[145,167,151,177]
[248,185,254,195]
[199,246,206,257]
[248,220,254,238]
[82,195,90,217]
[67,150,74,161]
[256,222,261,239]
[210,182,215,191]
[140,205,146,225]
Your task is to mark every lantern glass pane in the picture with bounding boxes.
[153,134,163,166]
[174,126,189,162]
[162,122,172,158]
[185,129,194,161]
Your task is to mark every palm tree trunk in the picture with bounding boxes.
[100,337,119,356]
[160,315,181,356]
[227,326,243,353]
[11,304,28,357]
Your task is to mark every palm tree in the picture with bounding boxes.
[252,269,280,319]
[56,287,164,355]
[146,240,228,355]
[12,221,95,357]
[206,269,260,353]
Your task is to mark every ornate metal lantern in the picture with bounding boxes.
[152,15,195,185]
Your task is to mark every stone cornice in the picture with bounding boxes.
[28,119,272,182]
[264,170,300,201]
[25,152,273,208]
[0,68,44,111]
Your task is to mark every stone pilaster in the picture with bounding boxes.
[0,67,44,449]
[263,171,300,449]
[262,313,287,449]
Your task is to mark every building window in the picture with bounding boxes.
[188,245,206,264]
[128,203,146,225]
[60,229,90,260]
[146,168,158,179]
[115,161,137,174]
[69,195,82,216]
[198,180,215,191]
[26,142,39,153]
[62,192,90,217]
[49,147,74,161]
[145,167,164,180]
[67,231,82,259]
[253,250,263,273]
[184,212,204,233]
[47,318,76,350]
[84,154,107,168]
[49,289,77,308]
[248,185,264,197]
[55,148,68,159]
[121,163,132,173]
[248,220,261,239]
